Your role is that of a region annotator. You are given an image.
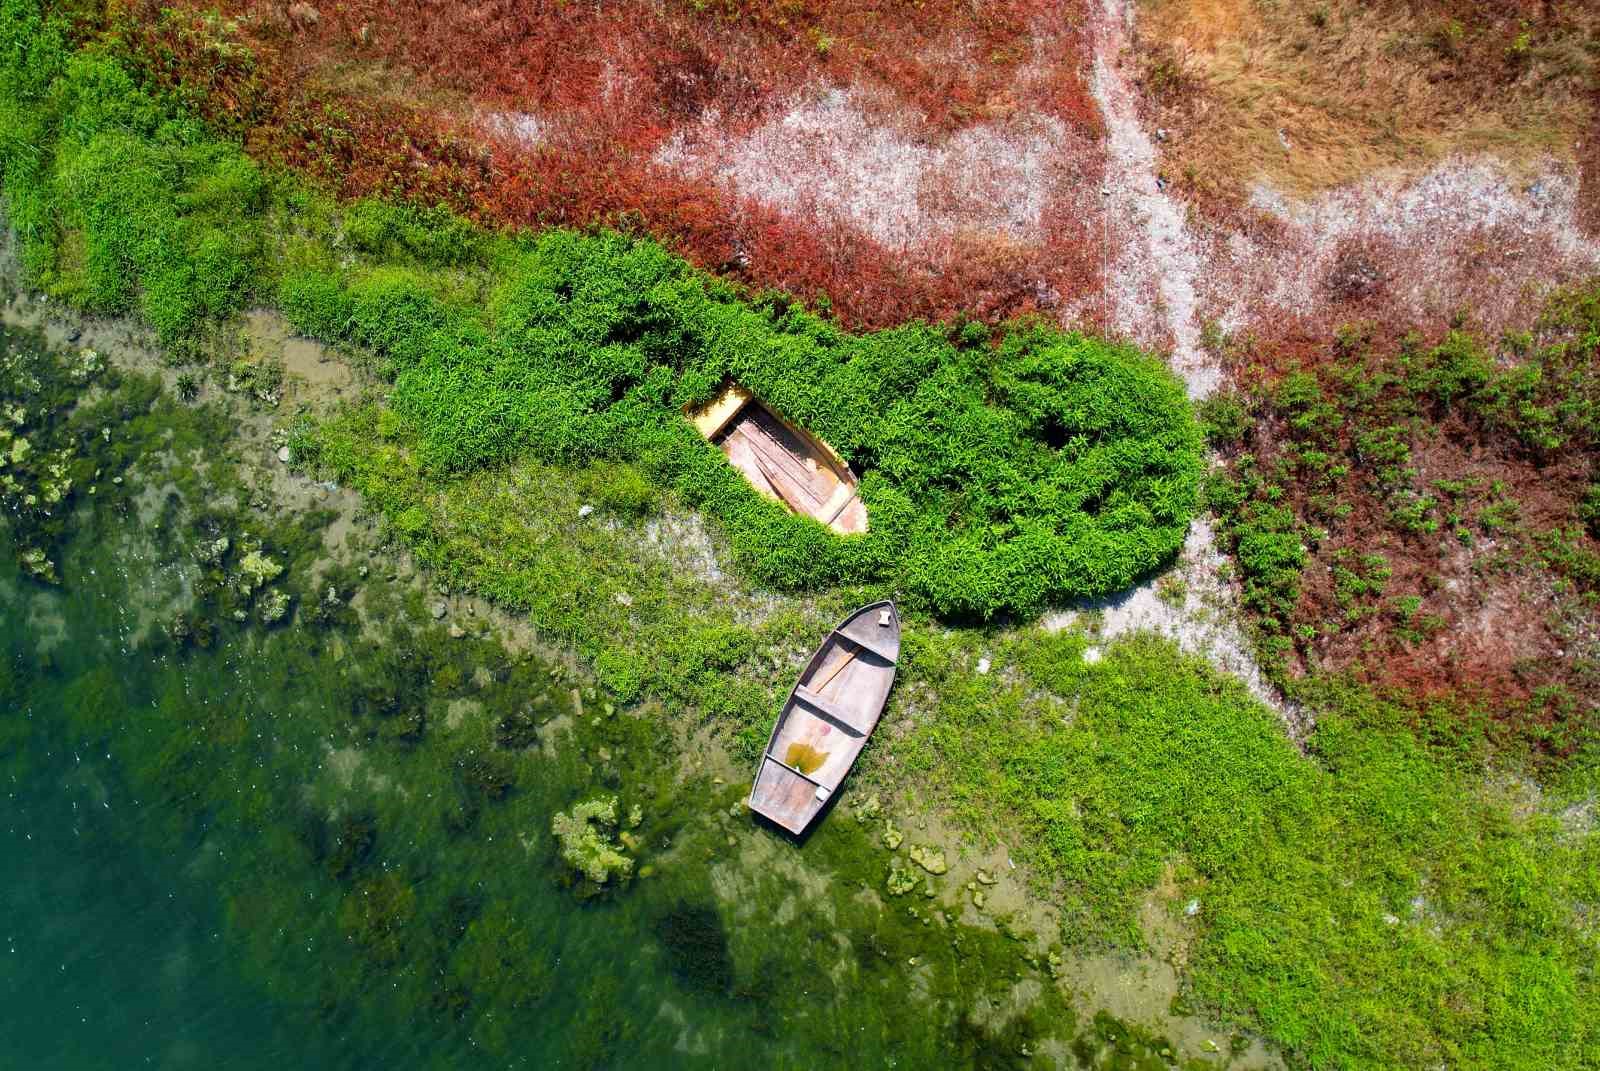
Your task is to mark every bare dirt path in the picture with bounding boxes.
[1072,0,1309,739]
[1091,0,1215,399]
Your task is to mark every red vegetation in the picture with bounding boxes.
[107,0,1104,330]
[1578,88,1600,238]
[1215,321,1600,757]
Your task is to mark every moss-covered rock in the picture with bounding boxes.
[237,549,283,593]
[885,862,919,897]
[551,796,633,885]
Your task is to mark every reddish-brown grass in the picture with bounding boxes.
[1214,319,1600,756]
[105,0,1104,330]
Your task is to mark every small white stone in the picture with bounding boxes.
[975,658,991,675]
[1184,898,1201,917]
[577,504,595,518]
[277,446,291,463]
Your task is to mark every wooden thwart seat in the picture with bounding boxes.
[793,685,868,736]
[834,628,897,665]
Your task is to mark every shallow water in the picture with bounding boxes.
[0,324,1213,1070]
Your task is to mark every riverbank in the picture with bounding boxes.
[0,288,1266,1067]
[5,248,1597,1067]
[1,2,1596,1063]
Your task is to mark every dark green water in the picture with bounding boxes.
[0,325,1192,1070]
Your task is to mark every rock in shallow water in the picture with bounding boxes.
[909,844,948,875]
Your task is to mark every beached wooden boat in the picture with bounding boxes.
[687,384,868,535]
[748,601,900,834]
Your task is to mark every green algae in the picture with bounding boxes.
[653,900,734,995]
[783,739,829,775]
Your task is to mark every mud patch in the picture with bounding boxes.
[244,309,354,395]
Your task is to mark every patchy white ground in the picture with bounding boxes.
[479,109,546,148]
[1214,157,1600,335]
[655,86,1083,251]
[1045,519,1311,741]
[1091,0,1216,399]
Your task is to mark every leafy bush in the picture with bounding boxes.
[280,231,1203,619]
[1197,389,1251,447]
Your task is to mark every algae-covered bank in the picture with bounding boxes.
[0,322,1234,1067]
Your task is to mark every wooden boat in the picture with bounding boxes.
[748,601,900,834]
[687,384,868,535]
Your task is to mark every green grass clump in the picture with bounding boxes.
[903,627,1600,1070]
[0,3,266,340]
[281,232,1202,619]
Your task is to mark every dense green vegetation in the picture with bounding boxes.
[4,3,1598,1069]
[904,628,1600,1070]
[0,0,265,341]
[0,0,1202,619]
[2,325,1205,1070]
[283,231,1201,618]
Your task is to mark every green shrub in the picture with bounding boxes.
[1198,390,1251,448]
[0,26,264,340]
[583,463,657,517]
[1580,480,1600,538]
[593,647,643,704]
[282,233,1203,619]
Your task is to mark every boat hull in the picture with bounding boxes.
[748,601,900,834]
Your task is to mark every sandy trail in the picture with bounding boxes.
[1091,0,1216,399]
[1080,0,1306,737]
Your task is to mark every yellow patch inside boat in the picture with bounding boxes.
[784,741,829,775]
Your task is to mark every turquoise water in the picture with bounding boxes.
[2,723,350,1069]
[0,324,1192,1070]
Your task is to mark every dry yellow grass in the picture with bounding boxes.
[1134,0,1599,200]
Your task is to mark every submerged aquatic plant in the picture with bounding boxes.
[551,795,633,885]
[257,588,291,624]
[0,331,123,584]
[653,901,734,995]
